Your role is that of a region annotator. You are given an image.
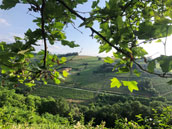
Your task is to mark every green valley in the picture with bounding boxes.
[31,55,172,101]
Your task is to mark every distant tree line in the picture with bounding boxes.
[58,52,79,57]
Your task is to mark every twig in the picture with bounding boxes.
[136,38,156,46]
[164,26,169,55]
[71,23,83,34]
[133,60,172,78]
[28,13,37,18]
[75,10,90,14]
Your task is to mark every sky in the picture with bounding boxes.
[0,0,172,58]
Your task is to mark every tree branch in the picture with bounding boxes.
[133,60,172,78]
[41,0,47,68]
[70,23,83,34]
[56,0,129,56]
[56,0,172,78]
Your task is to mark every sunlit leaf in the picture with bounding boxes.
[122,81,139,92]
[155,39,162,43]
[54,78,61,84]
[60,57,67,64]
[62,70,69,77]
[18,49,30,55]
[110,78,122,88]
[104,57,114,64]
[25,82,36,87]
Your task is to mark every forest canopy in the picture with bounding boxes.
[1,0,172,91]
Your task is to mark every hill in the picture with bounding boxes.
[30,55,172,101]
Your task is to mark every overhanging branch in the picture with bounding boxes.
[56,0,129,56]
[57,0,172,78]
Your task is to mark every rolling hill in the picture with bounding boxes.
[30,55,172,101]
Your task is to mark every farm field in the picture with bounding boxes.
[32,55,172,101]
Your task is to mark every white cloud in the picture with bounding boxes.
[33,40,61,54]
[0,34,14,42]
[141,36,172,58]
[0,18,10,26]
[9,33,24,38]
[0,33,24,43]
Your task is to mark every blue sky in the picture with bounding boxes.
[0,0,113,57]
[0,0,172,58]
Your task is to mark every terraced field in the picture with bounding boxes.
[31,55,172,101]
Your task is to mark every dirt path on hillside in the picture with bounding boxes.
[161,90,172,96]
[35,81,151,98]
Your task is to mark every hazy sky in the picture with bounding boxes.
[0,0,172,58]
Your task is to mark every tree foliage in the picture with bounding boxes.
[0,0,87,86]
[1,0,172,91]
[0,86,171,128]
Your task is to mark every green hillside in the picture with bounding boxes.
[31,55,172,101]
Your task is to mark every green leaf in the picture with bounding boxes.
[43,80,47,85]
[60,57,67,64]
[148,60,156,72]
[54,78,61,84]
[116,16,123,29]
[156,55,172,73]
[62,70,69,77]
[136,114,144,122]
[113,52,122,59]
[54,71,59,77]
[14,36,22,41]
[122,81,139,92]
[155,39,162,43]
[79,18,93,28]
[99,43,112,53]
[110,78,122,88]
[118,67,129,73]
[104,57,114,64]
[167,80,172,85]
[61,40,79,48]
[1,69,7,74]
[132,47,148,57]
[92,0,99,8]
[17,49,30,55]
[125,48,132,54]
[54,22,64,30]
[19,79,24,84]
[41,78,47,85]
[0,0,19,9]
[25,82,36,87]
[0,44,5,51]
[134,69,141,77]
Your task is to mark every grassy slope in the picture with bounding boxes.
[31,55,172,101]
